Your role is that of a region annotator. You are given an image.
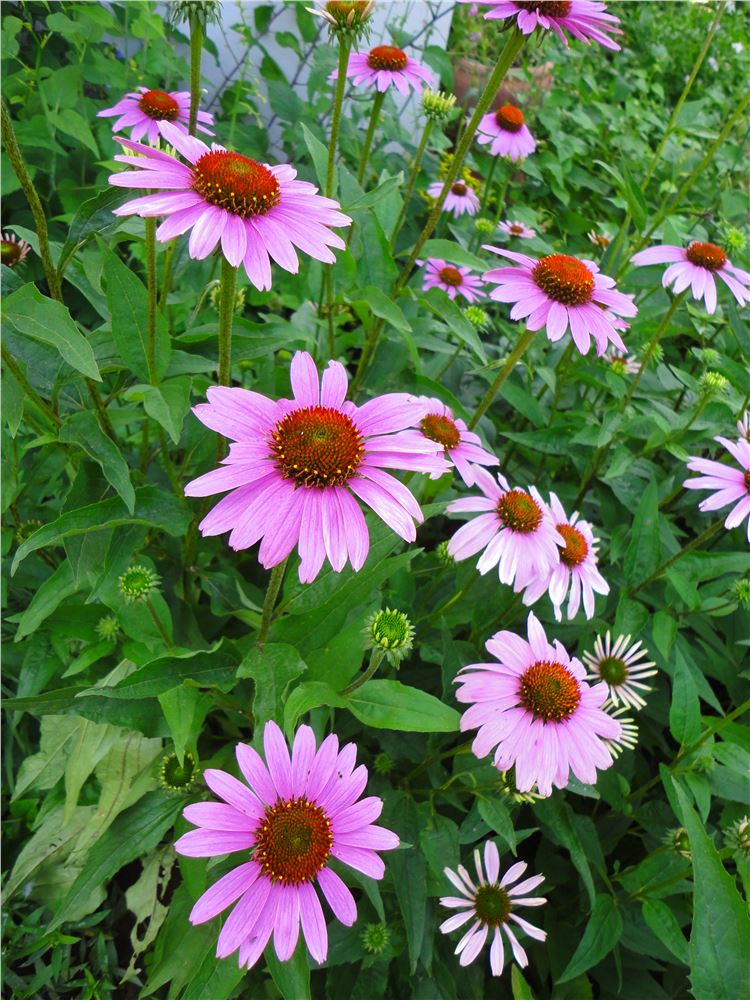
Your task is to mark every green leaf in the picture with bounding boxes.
[89,640,241,700]
[236,643,307,727]
[535,797,595,905]
[49,791,181,931]
[344,680,460,732]
[12,715,85,800]
[642,899,689,966]
[511,966,536,1000]
[3,283,101,380]
[57,187,127,275]
[100,239,170,382]
[477,798,517,853]
[136,378,192,443]
[63,720,118,823]
[624,480,660,582]
[620,163,648,231]
[674,782,750,1000]
[420,239,488,271]
[158,685,212,765]
[4,803,95,901]
[669,653,701,747]
[557,894,622,983]
[283,681,346,738]
[346,174,404,212]
[390,844,427,975]
[49,108,98,156]
[12,486,190,572]
[59,411,135,512]
[13,560,78,640]
[357,285,411,334]
[301,122,328,191]
[265,938,311,1000]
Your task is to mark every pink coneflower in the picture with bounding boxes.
[582,631,657,711]
[455,611,622,796]
[499,220,536,239]
[606,348,639,375]
[483,247,637,356]
[630,241,750,314]
[427,180,480,218]
[185,351,449,582]
[476,105,536,161]
[468,1,622,50]
[420,258,486,302]
[410,396,498,487]
[109,121,351,291]
[1,232,31,268]
[331,44,435,94]
[440,840,547,976]
[521,492,609,620]
[175,721,399,969]
[684,436,750,542]
[446,468,562,589]
[97,86,213,144]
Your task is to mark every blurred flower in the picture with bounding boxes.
[474,218,497,236]
[15,518,41,544]
[420,258,486,303]
[439,153,481,191]
[110,122,351,291]
[185,352,448,582]
[362,922,391,953]
[699,347,720,368]
[95,614,121,641]
[724,816,750,859]
[631,241,750,314]
[331,44,435,94]
[455,612,622,796]
[166,0,222,28]
[160,751,200,792]
[97,87,213,144]
[601,702,638,758]
[447,469,562,589]
[422,88,457,122]
[440,841,547,976]
[699,371,728,397]
[664,826,691,859]
[707,55,719,71]
[738,412,750,442]
[521,491,609,620]
[684,436,750,542]
[209,282,246,313]
[464,305,490,330]
[499,220,536,239]
[365,607,415,665]
[587,229,611,250]
[1,231,31,268]
[467,0,622,51]
[606,348,639,375]
[308,0,374,35]
[483,248,636,356]
[426,180,481,218]
[731,42,744,54]
[732,577,750,608]
[581,631,656,711]
[118,564,160,603]
[411,395,498,486]
[174,721,399,969]
[721,225,746,253]
[476,104,536,161]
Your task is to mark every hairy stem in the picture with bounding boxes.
[188,21,204,136]
[340,647,385,697]
[258,556,289,646]
[389,119,433,249]
[469,327,535,429]
[357,90,385,186]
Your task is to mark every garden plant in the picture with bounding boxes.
[2,0,750,997]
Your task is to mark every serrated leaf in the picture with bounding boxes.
[557,894,622,983]
[237,643,307,727]
[59,410,135,512]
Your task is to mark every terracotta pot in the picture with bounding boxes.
[452,56,554,111]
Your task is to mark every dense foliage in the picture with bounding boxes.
[2,2,749,999]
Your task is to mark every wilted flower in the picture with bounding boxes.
[365,608,415,664]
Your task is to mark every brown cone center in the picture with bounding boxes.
[271,405,364,488]
[138,89,180,121]
[255,798,333,884]
[519,659,581,722]
[532,254,594,306]
[367,45,408,71]
[192,150,281,219]
[685,241,727,271]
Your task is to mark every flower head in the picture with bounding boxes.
[581,631,656,711]
[684,436,750,542]
[464,305,490,330]
[1,231,31,268]
[331,44,435,94]
[95,614,121,642]
[483,247,637,356]
[447,468,562,589]
[476,104,536,161]
[174,721,399,969]
[109,122,351,291]
[185,352,449,582]
[209,282,246,313]
[160,751,200,792]
[732,577,750,609]
[521,492,609,620]
[724,816,750,860]
[365,608,414,665]
[455,612,622,795]
[499,220,536,239]
[630,242,750,314]
[738,413,750,442]
[362,923,391,953]
[440,840,547,976]
[468,1,622,51]
[307,0,374,36]
[98,87,214,144]
[118,564,160,602]
[420,258,486,303]
[427,180,480,218]
[588,229,612,250]
[699,371,728,397]
[474,218,497,237]
[422,88,457,122]
[606,348,639,375]
[167,0,222,29]
[664,826,691,859]
[411,395,498,487]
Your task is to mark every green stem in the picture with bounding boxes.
[146,597,173,649]
[258,557,289,646]
[357,90,385,186]
[628,520,723,596]
[548,340,575,412]
[188,21,204,136]
[159,239,176,314]
[1,101,62,301]
[491,166,511,227]
[85,379,116,441]
[2,344,62,429]
[417,571,480,625]
[389,119,433,250]
[340,647,385,697]
[480,154,498,214]
[469,326,535,429]
[435,341,463,381]
[145,217,158,384]
[218,256,237,387]
[326,36,352,198]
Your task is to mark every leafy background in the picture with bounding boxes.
[2,2,749,999]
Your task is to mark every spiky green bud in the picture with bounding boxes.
[698,371,728,396]
[422,88,457,123]
[731,578,750,609]
[361,923,390,954]
[724,816,750,858]
[96,614,121,642]
[307,1,374,38]
[209,283,245,314]
[118,565,160,603]
[373,752,394,775]
[473,217,496,236]
[497,769,542,804]
[463,305,489,331]
[436,539,456,567]
[365,608,414,665]
[663,826,691,859]
[699,347,720,368]
[160,751,199,792]
[166,0,222,29]
[722,226,746,253]
[15,519,42,545]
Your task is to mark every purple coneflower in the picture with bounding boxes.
[175,721,399,969]
[468,1,622,50]
[582,631,657,711]
[499,220,536,239]
[684,436,750,542]
[185,351,449,582]
[427,180,481,218]
[97,86,213,143]
[331,44,435,94]
[411,396,498,487]
[420,258,486,302]
[1,231,31,268]
[476,104,536,161]
[630,241,750,314]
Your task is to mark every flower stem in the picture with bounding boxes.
[435,341,463,381]
[258,556,289,646]
[1,101,61,302]
[188,21,204,136]
[357,90,385,186]
[159,239,176,314]
[480,154,498,214]
[628,520,723,596]
[326,36,352,198]
[2,344,62,429]
[218,256,237,387]
[469,326,535,429]
[145,217,158,384]
[492,166,511,226]
[340,647,385,697]
[389,119,433,250]
[146,597,173,649]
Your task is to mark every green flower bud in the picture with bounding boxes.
[118,564,161,603]
[699,347,720,368]
[698,370,728,396]
[15,519,42,545]
[722,226,746,253]
[731,578,750,609]
[95,614,121,642]
[365,608,414,665]
[422,88,457,123]
[724,815,750,858]
[436,539,456,566]
[160,751,199,792]
[361,923,390,954]
[209,283,245,313]
[473,217,496,236]
[308,1,374,38]
[166,0,222,29]
[497,769,543,804]
[663,826,691,859]
[373,751,394,775]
